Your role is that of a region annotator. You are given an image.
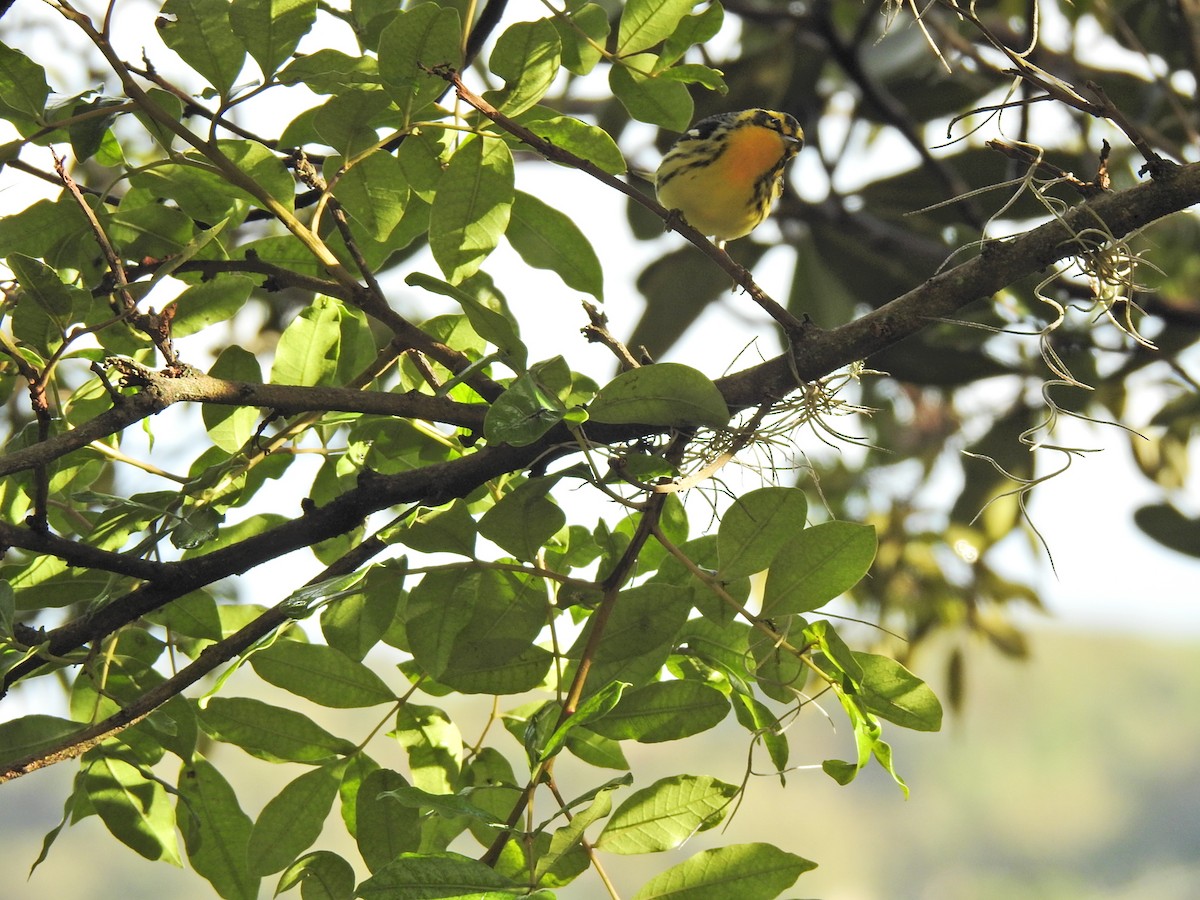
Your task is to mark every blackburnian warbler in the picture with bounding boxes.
[655,109,804,246]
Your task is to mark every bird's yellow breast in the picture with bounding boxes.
[717,126,794,189]
[655,114,801,242]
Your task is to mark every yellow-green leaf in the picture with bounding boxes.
[506,191,603,299]
[588,362,729,429]
[429,136,514,284]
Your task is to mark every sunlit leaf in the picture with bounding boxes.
[157,0,247,97]
[589,363,729,429]
[429,136,514,284]
[631,842,816,899]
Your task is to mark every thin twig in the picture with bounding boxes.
[53,152,181,367]
[0,509,414,783]
[427,65,809,337]
[580,301,640,370]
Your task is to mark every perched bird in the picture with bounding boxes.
[655,109,804,246]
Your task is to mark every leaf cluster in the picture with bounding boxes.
[1,1,1199,898]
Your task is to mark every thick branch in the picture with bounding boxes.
[0,365,485,477]
[0,440,545,694]
[0,511,399,782]
[4,160,1198,697]
[719,160,1200,406]
[431,66,807,334]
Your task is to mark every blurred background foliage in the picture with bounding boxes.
[610,0,1200,695]
[2,0,1199,895]
[3,0,1198,662]
[5,628,1199,899]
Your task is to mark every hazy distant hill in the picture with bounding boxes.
[3,627,1197,899]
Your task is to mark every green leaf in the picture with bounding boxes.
[820,758,858,786]
[0,716,80,768]
[406,272,526,368]
[717,487,810,578]
[632,842,817,899]
[395,127,450,201]
[730,693,789,777]
[172,274,255,338]
[177,758,260,900]
[250,641,396,708]
[139,695,201,762]
[108,201,194,260]
[357,852,526,899]
[8,253,77,324]
[170,502,224,550]
[199,697,357,763]
[853,652,943,732]
[376,784,501,823]
[333,150,409,241]
[540,681,628,762]
[0,41,50,120]
[658,63,727,92]
[271,296,375,387]
[867,735,909,797]
[429,135,514,284]
[248,761,344,875]
[130,159,251,223]
[506,190,604,299]
[477,476,566,561]
[66,97,126,163]
[483,370,565,446]
[660,2,724,66]
[221,139,296,211]
[133,87,185,152]
[748,628,808,704]
[588,680,729,743]
[28,774,83,876]
[337,753,378,838]
[675,617,754,693]
[0,197,90,272]
[822,666,911,796]
[378,4,462,124]
[312,89,393,155]
[610,57,694,129]
[277,48,379,93]
[355,768,422,873]
[553,2,609,75]
[1134,502,1200,558]
[596,774,738,855]
[148,591,223,643]
[806,620,863,689]
[229,0,316,79]
[389,704,462,795]
[565,726,629,769]
[485,19,562,118]
[0,579,15,637]
[158,0,248,97]
[523,114,627,175]
[617,0,697,56]
[201,345,261,452]
[588,362,729,429]
[536,777,624,881]
[276,850,355,900]
[405,567,552,695]
[567,584,693,696]
[321,581,401,662]
[84,756,182,865]
[761,521,877,617]
[394,499,477,557]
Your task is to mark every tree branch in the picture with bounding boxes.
[429,65,808,335]
[4,158,1198,702]
[0,363,485,477]
[719,159,1200,406]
